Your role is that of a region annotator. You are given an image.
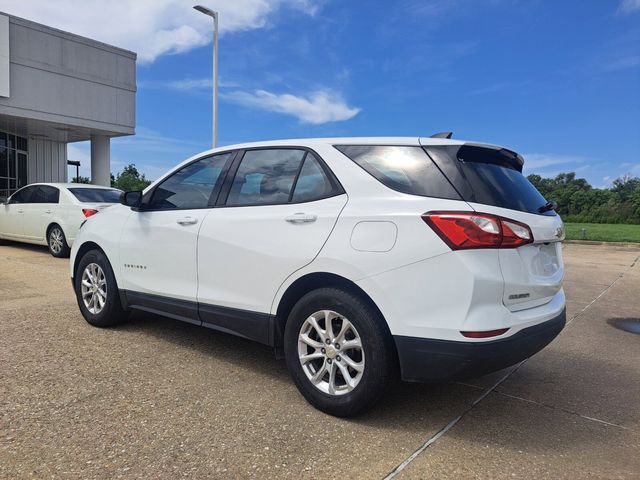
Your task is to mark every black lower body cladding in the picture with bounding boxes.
[394,308,566,383]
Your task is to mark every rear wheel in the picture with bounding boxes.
[284,288,395,417]
[48,224,70,258]
[75,249,129,327]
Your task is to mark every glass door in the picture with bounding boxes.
[0,132,28,201]
[0,132,9,200]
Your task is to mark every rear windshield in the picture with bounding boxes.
[334,145,461,200]
[68,188,121,203]
[425,145,555,216]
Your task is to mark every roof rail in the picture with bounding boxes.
[430,132,453,139]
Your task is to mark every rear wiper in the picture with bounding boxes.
[538,200,557,213]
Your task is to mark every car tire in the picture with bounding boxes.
[47,224,71,258]
[75,249,129,327]
[284,287,396,417]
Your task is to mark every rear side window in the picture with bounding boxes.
[30,186,59,204]
[68,188,122,203]
[291,153,336,203]
[425,145,554,216]
[226,149,305,206]
[335,145,461,200]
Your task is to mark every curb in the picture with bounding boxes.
[564,240,640,248]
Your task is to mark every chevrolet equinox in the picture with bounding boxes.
[70,136,566,417]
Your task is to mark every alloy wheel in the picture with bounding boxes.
[49,227,64,254]
[297,310,365,396]
[81,263,107,314]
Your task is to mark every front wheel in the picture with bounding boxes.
[75,249,129,327]
[284,288,396,417]
[48,224,70,258]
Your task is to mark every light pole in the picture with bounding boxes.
[194,5,219,148]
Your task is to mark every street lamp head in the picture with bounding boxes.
[194,5,217,17]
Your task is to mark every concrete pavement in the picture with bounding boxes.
[1,242,638,479]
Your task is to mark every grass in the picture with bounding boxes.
[564,223,640,243]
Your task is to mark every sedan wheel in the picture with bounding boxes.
[81,263,107,314]
[47,225,70,257]
[49,227,64,254]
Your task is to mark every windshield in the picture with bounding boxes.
[68,188,122,203]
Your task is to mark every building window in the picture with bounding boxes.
[0,129,28,200]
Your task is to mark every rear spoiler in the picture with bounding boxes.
[460,143,524,172]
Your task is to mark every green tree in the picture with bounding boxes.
[527,171,640,224]
[111,164,152,192]
[71,176,91,184]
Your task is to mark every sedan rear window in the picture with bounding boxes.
[68,188,122,203]
[334,145,461,200]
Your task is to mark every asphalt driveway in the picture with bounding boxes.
[1,242,638,479]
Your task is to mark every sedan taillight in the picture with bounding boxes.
[82,208,99,218]
[422,211,533,250]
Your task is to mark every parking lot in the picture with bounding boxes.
[1,242,638,479]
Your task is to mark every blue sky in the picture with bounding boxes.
[7,0,639,186]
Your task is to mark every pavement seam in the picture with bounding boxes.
[382,252,640,479]
[456,382,631,431]
[564,253,639,328]
[383,366,519,479]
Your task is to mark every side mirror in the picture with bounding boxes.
[120,190,143,208]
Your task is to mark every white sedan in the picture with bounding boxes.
[0,183,121,257]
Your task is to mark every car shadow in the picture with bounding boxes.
[118,311,478,428]
[0,239,51,255]
[115,310,638,452]
[607,317,640,335]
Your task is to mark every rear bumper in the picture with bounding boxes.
[394,308,566,383]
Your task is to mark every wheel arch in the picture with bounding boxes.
[46,221,64,238]
[73,241,108,280]
[273,272,393,350]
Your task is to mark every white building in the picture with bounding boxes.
[0,12,136,198]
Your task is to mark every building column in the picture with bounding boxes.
[90,134,111,186]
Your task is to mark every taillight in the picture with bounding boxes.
[422,211,533,250]
[82,208,99,218]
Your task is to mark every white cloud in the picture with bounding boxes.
[604,55,640,71]
[139,77,240,91]
[401,0,457,17]
[166,78,213,91]
[619,0,640,13]
[522,153,587,172]
[224,89,361,124]
[0,0,320,63]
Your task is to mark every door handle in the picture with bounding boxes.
[177,217,198,226]
[45,210,52,214]
[17,209,24,213]
[285,213,317,224]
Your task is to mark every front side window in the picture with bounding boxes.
[9,186,35,204]
[226,149,306,206]
[148,153,233,210]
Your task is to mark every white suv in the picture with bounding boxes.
[70,137,566,416]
